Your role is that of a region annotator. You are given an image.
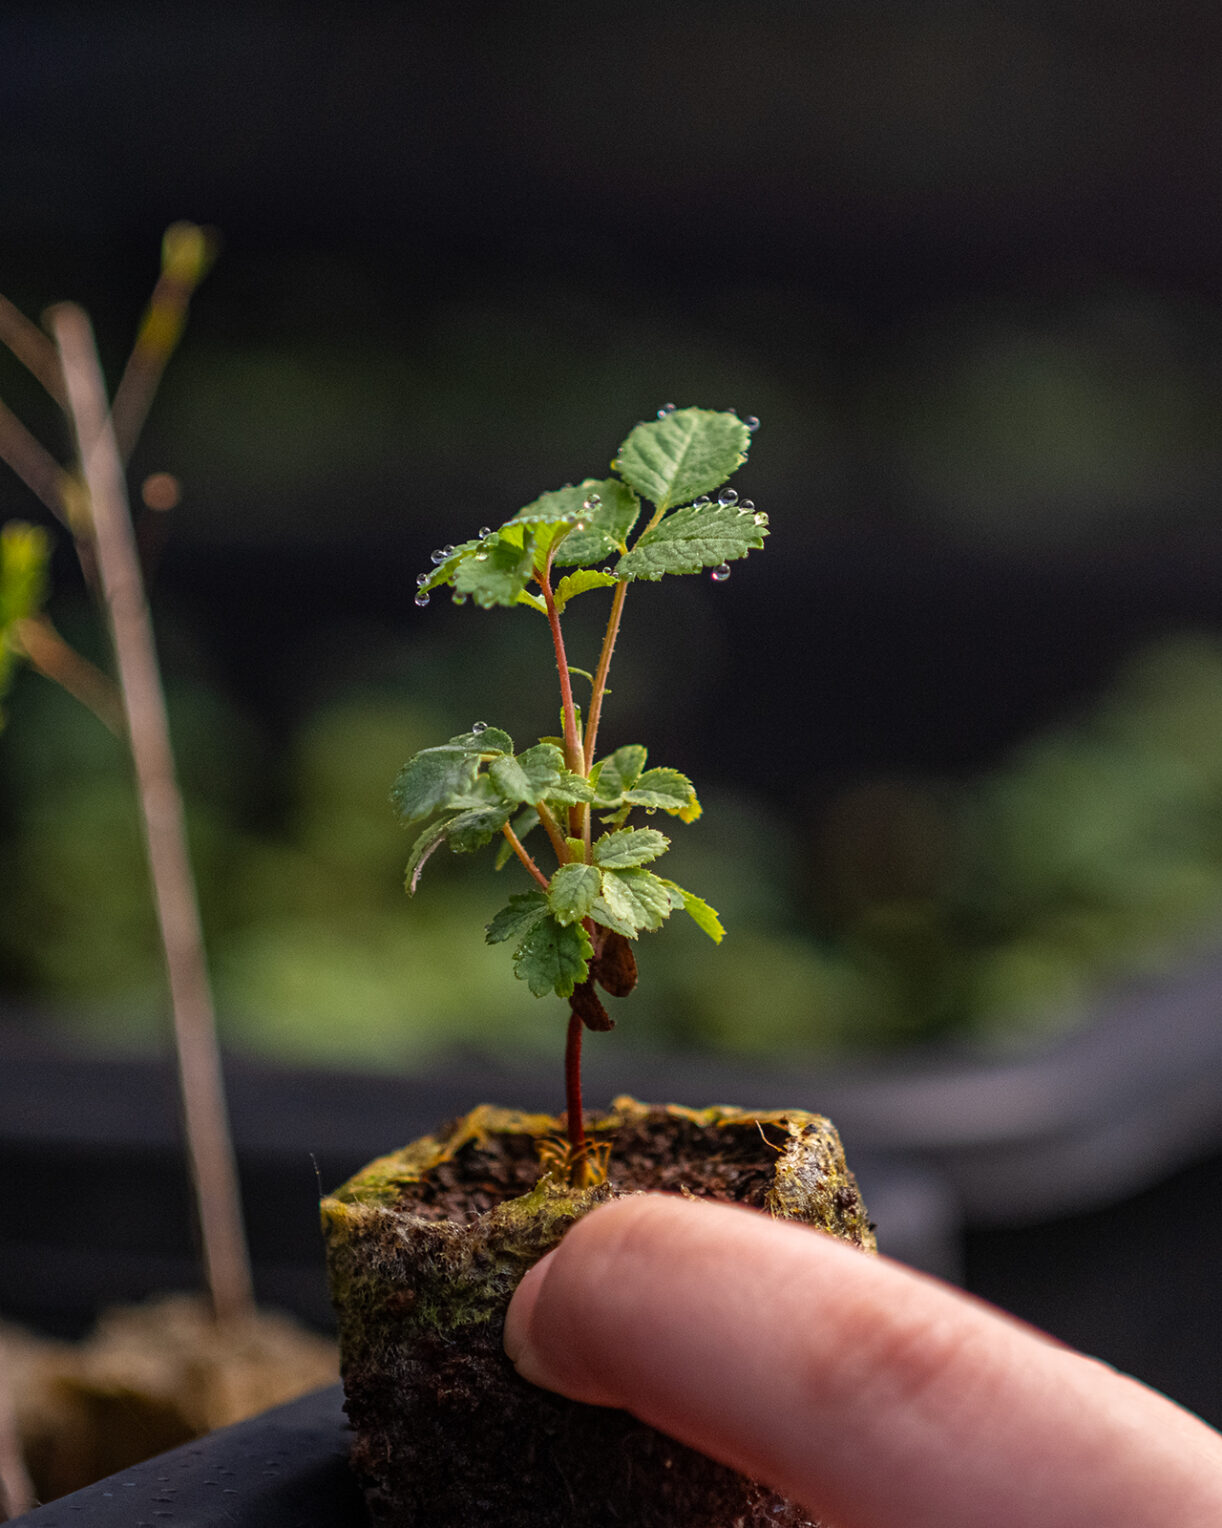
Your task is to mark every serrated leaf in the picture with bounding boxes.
[553,569,618,612]
[624,767,699,818]
[591,866,673,937]
[547,862,602,925]
[615,502,767,582]
[486,890,548,945]
[390,747,481,825]
[548,768,596,806]
[553,478,642,566]
[614,409,750,510]
[590,744,647,805]
[487,742,578,807]
[453,535,537,607]
[593,827,670,868]
[446,803,513,853]
[404,817,452,894]
[660,879,725,943]
[513,914,592,997]
[416,536,485,597]
[449,726,514,755]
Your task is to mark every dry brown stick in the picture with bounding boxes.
[51,300,254,1324]
[0,1334,34,1521]
[12,614,123,733]
[0,397,73,528]
[0,292,67,407]
[111,223,216,464]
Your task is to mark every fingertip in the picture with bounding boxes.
[503,1246,556,1386]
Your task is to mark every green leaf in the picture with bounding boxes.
[547,862,602,925]
[553,478,642,566]
[593,827,670,868]
[553,569,618,612]
[415,536,485,597]
[452,534,537,608]
[660,879,725,943]
[591,866,673,937]
[404,817,452,894]
[390,747,480,825]
[549,768,596,806]
[615,502,767,582]
[590,744,648,805]
[513,914,592,997]
[613,409,750,510]
[450,726,514,755]
[494,807,539,869]
[446,803,513,853]
[486,890,548,945]
[624,767,700,819]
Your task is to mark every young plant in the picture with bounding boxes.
[392,406,768,1180]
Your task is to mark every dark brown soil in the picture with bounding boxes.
[326,1102,872,1528]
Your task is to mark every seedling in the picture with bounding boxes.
[392,406,767,1179]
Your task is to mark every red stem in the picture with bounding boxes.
[583,578,628,773]
[501,822,550,890]
[564,1007,586,1160]
[538,554,584,776]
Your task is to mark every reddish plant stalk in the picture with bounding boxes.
[501,821,550,891]
[583,577,628,773]
[564,1006,586,1161]
[538,556,584,778]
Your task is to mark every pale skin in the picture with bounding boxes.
[503,1194,1222,1528]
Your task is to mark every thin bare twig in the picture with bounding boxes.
[0,1334,35,1521]
[0,294,67,407]
[0,397,72,528]
[111,224,217,463]
[52,301,254,1325]
[12,614,123,734]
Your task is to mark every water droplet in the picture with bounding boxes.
[452,593,467,605]
[430,548,447,564]
[738,499,754,512]
[472,721,488,734]
[601,565,615,576]
[573,521,587,532]
[416,572,430,586]
[657,403,676,418]
[711,562,731,582]
[753,512,769,527]
[442,544,455,556]
[718,488,738,506]
[745,416,760,432]
[414,592,431,607]
[693,496,711,509]
[478,526,492,538]
[475,551,488,561]
[583,493,601,510]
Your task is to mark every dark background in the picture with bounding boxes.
[5,1,1222,1063]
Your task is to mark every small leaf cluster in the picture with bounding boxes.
[416,407,767,611]
[392,731,723,999]
[396,407,761,1011]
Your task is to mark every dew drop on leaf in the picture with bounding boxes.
[738,499,754,512]
[442,545,455,556]
[583,493,601,510]
[718,488,738,506]
[416,572,430,586]
[657,403,676,418]
[472,721,488,734]
[753,512,769,527]
[693,496,711,509]
[415,592,431,608]
[745,416,760,432]
[452,594,467,605]
[475,552,488,561]
[711,563,732,583]
[430,548,446,564]
[479,526,492,538]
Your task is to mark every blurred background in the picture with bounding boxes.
[3,0,1222,1454]
[5,0,1222,1073]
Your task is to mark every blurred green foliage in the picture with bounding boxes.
[7,629,1222,1066]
